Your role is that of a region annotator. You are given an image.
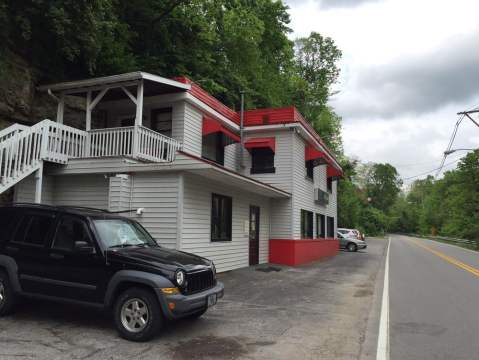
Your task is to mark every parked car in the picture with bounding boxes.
[338,228,365,241]
[337,231,367,252]
[0,204,224,342]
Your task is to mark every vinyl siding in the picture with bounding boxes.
[128,173,179,249]
[238,130,294,239]
[181,173,271,272]
[14,174,109,209]
[14,174,54,205]
[181,102,203,156]
[108,175,132,212]
[292,134,337,239]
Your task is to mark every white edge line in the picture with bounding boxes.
[376,236,390,360]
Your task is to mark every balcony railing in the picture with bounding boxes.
[87,125,181,162]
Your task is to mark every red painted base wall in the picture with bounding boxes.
[269,239,339,266]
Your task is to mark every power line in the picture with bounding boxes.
[403,156,463,182]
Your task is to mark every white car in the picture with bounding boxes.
[337,231,367,252]
[338,228,365,241]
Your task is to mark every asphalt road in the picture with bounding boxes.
[389,235,479,360]
[0,238,388,360]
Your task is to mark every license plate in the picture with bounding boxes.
[207,294,217,307]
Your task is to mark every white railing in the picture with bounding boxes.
[136,125,182,162]
[88,126,134,158]
[0,123,29,142]
[0,120,88,191]
[0,121,182,193]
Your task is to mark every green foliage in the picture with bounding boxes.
[366,163,402,213]
[388,151,479,245]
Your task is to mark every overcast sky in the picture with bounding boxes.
[285,0,479,185]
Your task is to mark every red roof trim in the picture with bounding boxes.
[305,144,326,161]
[202,116,240,143]
[175,77,240,124]
[327,165,343,178]
[244,137,276,153]
[177,151,291,197]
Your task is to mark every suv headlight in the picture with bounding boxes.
[175,269,186,287]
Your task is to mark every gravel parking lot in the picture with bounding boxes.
[0,238,387,360]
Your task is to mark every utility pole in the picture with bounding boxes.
[457,109,479,128]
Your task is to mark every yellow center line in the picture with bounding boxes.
[409,239,479,278]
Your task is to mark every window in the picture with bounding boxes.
[316,213,325,238]
[14,214,54,247]
[0,209,14,244]
[211,193,232,241]
[251,148,275,174]
[53,216,92,251]
[202,133,225,165]
[305,160,314,180]
[327,216,335,238]
[151,108,173,137]
[301,210,313,239]
[327,177,333,192]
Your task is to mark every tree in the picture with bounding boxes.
[293,32,341,121]
[365,163,402,213]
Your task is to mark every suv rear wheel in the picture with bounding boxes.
[114,287,163,342]
[0,271,16,316]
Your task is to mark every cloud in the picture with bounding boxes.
[332,31,479,119]
[285,0,379,9]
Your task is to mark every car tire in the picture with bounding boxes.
[0,270,16,316]
[185,307,207,320]
[113,287,163,342]
[347,243,357,252]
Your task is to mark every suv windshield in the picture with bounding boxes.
[93,219,157,248]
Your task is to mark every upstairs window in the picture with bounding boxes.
[245,137,276,175]
[202,133,225,165]
[251,148,275,174]
[305,160,315,180]
[300,210,313,239]
[211,193,232,242]
[202,117,240,166]
[327,178,333,193]
[151,108,173,137]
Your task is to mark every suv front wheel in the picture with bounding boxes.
[0,271,16,316]
[114,287,163,342]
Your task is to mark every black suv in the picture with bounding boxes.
[0,204,224,341]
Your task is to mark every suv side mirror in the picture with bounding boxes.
[74,241,95,254]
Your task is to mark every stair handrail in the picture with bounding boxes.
[0,123,29,142]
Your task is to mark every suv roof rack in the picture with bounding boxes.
[11,203,110,213]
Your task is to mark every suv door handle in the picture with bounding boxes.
[49,253,64,260]
[5,246,19,253]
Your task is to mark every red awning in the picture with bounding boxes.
[327,165,343,178]
[305,145,326,161]
[244,137,276,153]
[202,117,240,143]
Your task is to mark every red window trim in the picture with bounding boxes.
[202,116,240,143]
[244,137,276,153]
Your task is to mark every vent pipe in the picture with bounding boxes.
[239,91,245,169]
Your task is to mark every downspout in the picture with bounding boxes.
[239,91,245,169]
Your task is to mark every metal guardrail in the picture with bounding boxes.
[412,233,477,249]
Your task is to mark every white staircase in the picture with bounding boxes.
[0,120,87,194]
[0,120,182,195]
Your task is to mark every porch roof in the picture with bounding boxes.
[37,71,190,100]
[46,153,291,199]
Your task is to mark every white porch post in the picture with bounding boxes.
[34,161,44,204]
[132,80,144,158]
[85,91,92,156]
[56,93,65,124]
